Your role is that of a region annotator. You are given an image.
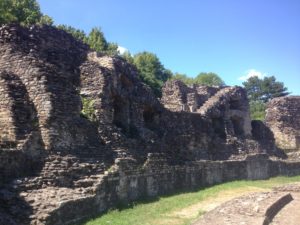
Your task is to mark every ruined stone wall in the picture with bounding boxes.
[161,80,220,112]
[266,96,300,152]
[0,24,102,152]
[161,80,252,142]
[0,25,298,225]
[0,24,279,162]
[0,71,39,149]
[44,154,300,225]
[0,72,17,147]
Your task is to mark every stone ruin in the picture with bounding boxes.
[266,96,300,152]
[0,24,299,225]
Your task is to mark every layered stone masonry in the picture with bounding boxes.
[0,24,100,153]
[266,96,300,152]
[0,24,299,225]
[35,155,300,225]
[162,80,252,143]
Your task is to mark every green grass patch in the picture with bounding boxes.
[84,176,300,225]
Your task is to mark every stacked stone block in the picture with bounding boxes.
[266,96,300,152]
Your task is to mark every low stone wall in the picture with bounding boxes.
[44,154,300,225]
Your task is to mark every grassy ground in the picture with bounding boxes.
[84,176,300,225]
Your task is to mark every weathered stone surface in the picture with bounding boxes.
[266,96,300,152]
[162,80,252,138]
[193,183,300,225]
[0,24,299,225]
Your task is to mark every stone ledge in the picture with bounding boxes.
[263,193,293,225]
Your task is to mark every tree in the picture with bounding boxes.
[169,73,194,85]
[122,51,134,64]
[106,42,119,55]
[87,27,108,52]
[194,72,225,86]
[133,52,172,97]
[0,0,52,26]
[194,73,225,86]
[39,15,53,25]
[86,27,118,55]
[0,0,16,24]
[243,76,289,103]
[57,25,87,43]
[249,100,266,121]
[243,75,289,120]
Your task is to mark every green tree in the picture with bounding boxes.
[133,52,172,97]
[0,0,49,26]
[243,76,289,103]
[169,73,194,85]
[87,27,108,52]
[194,72,225,86]
[0,0,16,24]
[39,15,53,25]
[106,42,119,55]
[86,27,118,55]
[243,75,289,120]
[122,51,134,64]
[249,100,266,121]
[57,25,87,43]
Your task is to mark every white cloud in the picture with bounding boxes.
[117,46,128,55]
[238,69,267,81]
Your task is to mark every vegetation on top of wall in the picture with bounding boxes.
[57,25,119,55]
[169,72,225,86]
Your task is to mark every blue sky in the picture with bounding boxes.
[38,0,300,95]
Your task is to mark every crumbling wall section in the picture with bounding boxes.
[0,72,17,147]
[44,154,300,225]
[0,24,102,152]
[161,80,220,112]
[266,96,300,152]
[80,53,164,159]
[0,71,39,149]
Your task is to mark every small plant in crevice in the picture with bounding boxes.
[80,96,97,122]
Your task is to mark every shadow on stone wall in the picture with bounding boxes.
[251,120,287,158]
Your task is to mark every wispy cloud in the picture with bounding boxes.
[238,69,267,81]
[117,46,128,55]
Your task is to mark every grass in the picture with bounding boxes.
[84,176,300,225]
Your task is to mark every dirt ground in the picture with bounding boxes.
[152,186,269,225]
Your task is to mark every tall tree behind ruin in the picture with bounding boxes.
[0,0,53,26]
[243,75,289,120]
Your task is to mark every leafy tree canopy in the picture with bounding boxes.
[87,27,108,52]
[0,0,52,26]
[57,25,87,42]
[169,72,225,86]
[39,15,53,25]
[243,76,289,103]
[243,75,289,121]
[57,26,118,55]
[133,51,172,97]
[122,51,134,64]
[249,100,266,121]
[194,72,225,86]
[169,73,194,85]
[86,27,118,55]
